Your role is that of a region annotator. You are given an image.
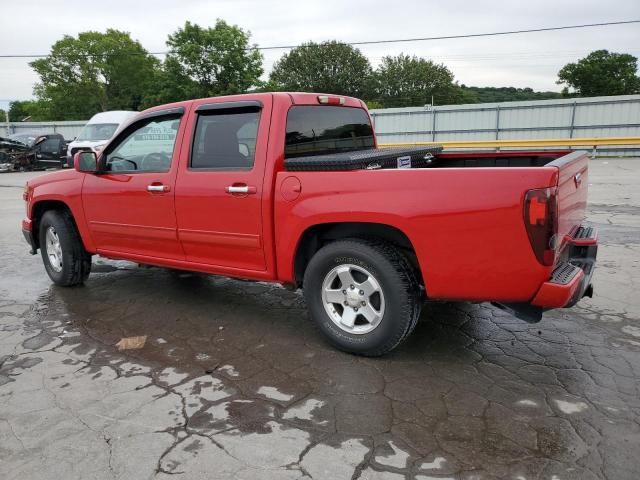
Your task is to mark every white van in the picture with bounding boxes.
[66,111,138,166]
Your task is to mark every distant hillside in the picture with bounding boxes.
[461,86,564,103]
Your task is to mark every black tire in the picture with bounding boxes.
[39,210,92,286]
[303,238,421,356]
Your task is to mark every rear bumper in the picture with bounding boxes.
[532,230,597,308]
[494,225,597,323]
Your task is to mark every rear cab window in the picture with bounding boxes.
[285,106,374,158]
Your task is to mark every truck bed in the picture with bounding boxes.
[285,147,573,171]
[275,149,591,305]
[433,150,573,168]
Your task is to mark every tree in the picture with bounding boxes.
[8,101,30,121]
[8,100,49,121]
[30,30,159,120]
[459,86,563,103]
[372,54,467,107]
[141,56,197,108]
[269,41,372,98]
[156,20,263,103]
[557,50,640,96]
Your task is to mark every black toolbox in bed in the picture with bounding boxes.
[284,146,443,171]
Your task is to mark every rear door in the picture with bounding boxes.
[82,107,186,260]
[174,97,272,272]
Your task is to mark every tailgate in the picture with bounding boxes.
[548,151,590,255]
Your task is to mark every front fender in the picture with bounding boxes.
[28,175,95,253]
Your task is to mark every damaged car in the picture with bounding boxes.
[0,133,67,172]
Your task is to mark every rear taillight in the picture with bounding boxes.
[523,187,558,266]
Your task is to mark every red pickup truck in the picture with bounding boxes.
[22,92,597,355]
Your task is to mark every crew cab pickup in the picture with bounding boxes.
[22,92,597,356]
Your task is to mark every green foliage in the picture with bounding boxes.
[460,86,563,103]
[30,30,158,120]
[371,54,466,107]
[149,20,263,105]
[557,50,640,96]
[364,100,384,110]
[269,41,372,98]
[8,100,50,122]
[141,56,196,108]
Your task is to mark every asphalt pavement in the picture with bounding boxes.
[1,160,639,479]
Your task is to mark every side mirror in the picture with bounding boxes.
[34,136,47,147]
[74,151,98,173]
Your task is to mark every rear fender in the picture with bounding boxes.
[281,215,415,285]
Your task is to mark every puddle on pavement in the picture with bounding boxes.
[1,263,639,479]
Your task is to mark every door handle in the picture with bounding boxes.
[226,185,257,195]
[147,184,170,193]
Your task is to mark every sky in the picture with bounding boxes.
[0,0,639,110]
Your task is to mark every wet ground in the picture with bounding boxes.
[1,160,639,480]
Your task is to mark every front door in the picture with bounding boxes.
[174,98,271,272]
[82,109,186,260]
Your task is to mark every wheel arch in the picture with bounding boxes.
[293,222,424,289]
[32,200,83,250]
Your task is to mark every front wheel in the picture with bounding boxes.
[39,210,92,286]
[303,238,421,356]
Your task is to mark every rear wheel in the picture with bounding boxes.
[39,210,92,286]
[303,238,421,356]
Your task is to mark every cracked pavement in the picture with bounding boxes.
[1,159,639,479]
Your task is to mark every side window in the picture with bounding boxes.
[38,137,61,154]
[191,111,260,170]
[106,116,180,173]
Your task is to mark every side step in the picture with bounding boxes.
[568,225,598,246]
[550,263,581,285]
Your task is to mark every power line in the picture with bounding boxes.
[260,20,640,50]
[0,20,638,59]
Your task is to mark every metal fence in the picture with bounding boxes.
[4,94,640,154]
[3,120,86,139]
[370,94,640,155]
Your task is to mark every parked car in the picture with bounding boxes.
[21,93,597,355]
[0,133,67,171]
[66,110,138,166]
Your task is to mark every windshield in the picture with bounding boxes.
[8,133,37,147]
[76,123,119,141]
